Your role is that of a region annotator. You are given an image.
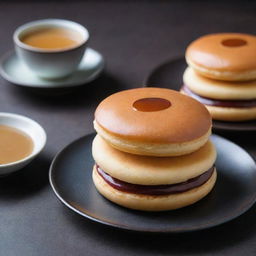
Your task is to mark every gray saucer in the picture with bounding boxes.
[49,133,256,233]
[0,48,104,88]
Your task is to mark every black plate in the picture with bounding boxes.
[49,134,256,233]
[144,58,256,132]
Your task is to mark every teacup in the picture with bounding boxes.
[13,19,89,79]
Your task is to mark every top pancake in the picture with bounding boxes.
[94,88,211,144]
[186,33,256,80]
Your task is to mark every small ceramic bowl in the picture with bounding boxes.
[0,112,47,176]
[13,19,89,79]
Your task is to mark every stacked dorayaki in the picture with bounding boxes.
[182,33,256,122]
[92,88,217,211]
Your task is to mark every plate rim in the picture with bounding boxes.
[49,133,256,233]
[0,48,105,88]
[143,57,256,132]
[143,55,185,87]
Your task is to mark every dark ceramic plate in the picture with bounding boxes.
[144,58,256,132]
[49,133,256,233]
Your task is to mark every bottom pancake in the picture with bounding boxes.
[92,166,217,211]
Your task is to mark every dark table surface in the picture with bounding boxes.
[0,1,256,255]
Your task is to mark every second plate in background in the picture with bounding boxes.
[144,58,256,132]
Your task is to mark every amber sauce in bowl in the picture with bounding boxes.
[0,125,34,165]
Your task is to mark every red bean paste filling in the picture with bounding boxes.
[96,165,214,195]
[182,85,256,108]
